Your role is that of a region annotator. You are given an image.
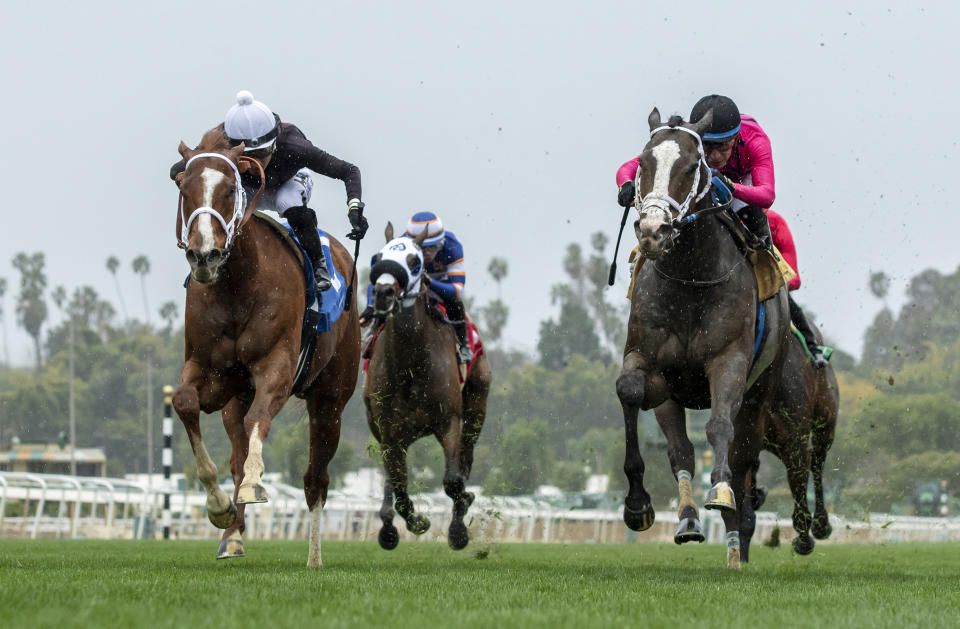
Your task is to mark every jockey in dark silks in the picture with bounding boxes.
[615,95,828,368]
[361,211,472,364]
[170,90,368,295]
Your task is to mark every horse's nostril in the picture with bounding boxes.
[208,249,222,263]
[185,250,199,265]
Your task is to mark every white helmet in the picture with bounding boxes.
[224,90,278,152]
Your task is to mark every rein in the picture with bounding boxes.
[652,258,744,287]
[176,153,266,250]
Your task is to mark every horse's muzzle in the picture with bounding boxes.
[373,284,397,315]
[636,220,675,260]
[186,247,226,283]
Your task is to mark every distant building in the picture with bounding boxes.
[0,444,106,477]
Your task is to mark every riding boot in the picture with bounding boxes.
[286,206,332,293]
[737,205,773,250]
[788,295,828,369]
[445,301,473,364]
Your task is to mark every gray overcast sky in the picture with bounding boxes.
[1,1,957,365]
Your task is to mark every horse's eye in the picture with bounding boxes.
[228,186,236,196]
[687,163,698,174]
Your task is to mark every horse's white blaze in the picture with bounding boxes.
[197,214,215,255]
[638,139,681,234]
[242,421,265,483]
[307,501,325,568]
[196,167,226,254]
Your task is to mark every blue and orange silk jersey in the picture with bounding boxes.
[365,231,466,305]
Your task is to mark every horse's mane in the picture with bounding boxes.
[666,115,685,128]
[196,127,233,153]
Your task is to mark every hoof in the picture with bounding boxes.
[462,491,476,508]
[216,533,245,559]
[704,482,736,512]
[237,482,268,505]
[792,534,815,556]
[448,520,470,551]
[727,547,742,571]
[378,523,400,550]
[405,513,431,535]
[751,486,768,510]
[207,501,238,529]
[623,502,655,532]
[674,517,705,544]
[812,517,832,540]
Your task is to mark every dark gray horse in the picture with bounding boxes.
[739,322,838,561]
[616,108,791,569]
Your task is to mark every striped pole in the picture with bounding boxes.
[162,385,174,540]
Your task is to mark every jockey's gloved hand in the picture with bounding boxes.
[617,181,636,207]
[711,170,736,203]
[347,199,368,241]
[359,305,375,326]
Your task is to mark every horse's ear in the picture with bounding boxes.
[178,141,194,160]
[227,143,245,164]
[413,228,428,247]
[385,221,394,242]
[648,108,662,132]
[687,109,714,137]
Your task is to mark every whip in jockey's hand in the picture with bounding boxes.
[347,199,368,241]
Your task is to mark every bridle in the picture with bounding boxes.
[176,153,265,250]
[373,274,424,316]
[635,125,712,228]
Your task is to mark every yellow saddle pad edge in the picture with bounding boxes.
[625,243,795,302]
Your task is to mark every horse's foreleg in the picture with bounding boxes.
[172,367,235,529]
[703,351,750,513]
[785,438,814,555]
[377,468,399,550]
[654,399,703,544]
[216,398,250,559]
[237,350,295,504]
[438,415,471,550]
[616,354,654,532]
[382,437,429,535]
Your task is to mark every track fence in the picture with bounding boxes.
[2,471,958,544]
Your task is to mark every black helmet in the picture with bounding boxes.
[690,95,741,142]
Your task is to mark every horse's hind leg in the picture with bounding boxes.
[172,365,236,531]
[739,464,759,563]
[377,472,399,550]
[654,399,703,544]
[217,397,251,559]
[460,357,491,481]
[811,412,836,540]
[616,354,654,531]
[303,388,350,568]
[438,415,471,550]
[383,436,430,535]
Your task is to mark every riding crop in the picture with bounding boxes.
[607,205,631,286]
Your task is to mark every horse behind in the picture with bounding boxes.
[363,223,491,550]
[740,322,838,561]
[171,129,360,566]
[615,108,792,569]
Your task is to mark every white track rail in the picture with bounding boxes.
[2,472,958,544]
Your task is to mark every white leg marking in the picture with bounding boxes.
[242,421,264,483]
[307,501,325,568]
[195,440,231,513]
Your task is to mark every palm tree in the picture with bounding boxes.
[0,277,8,367]
[106,256,128,322]
[132,255,151,325]
[158,301,178,339]
[12,252,48,373]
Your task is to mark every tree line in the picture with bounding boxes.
[1,245,957,516]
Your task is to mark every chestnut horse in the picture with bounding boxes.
[363,223,491,550]
[171,129,360,566]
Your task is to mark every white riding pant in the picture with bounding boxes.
[245,168,314,216]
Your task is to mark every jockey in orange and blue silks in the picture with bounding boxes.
[361,211,472,363]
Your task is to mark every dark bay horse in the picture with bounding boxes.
[363,223,491,550]
[739,324,839,561]
[616,109,791,569]
[172,129,360,566]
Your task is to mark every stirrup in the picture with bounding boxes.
[457,343,473,364]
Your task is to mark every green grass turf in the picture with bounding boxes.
[1,539,958,629]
